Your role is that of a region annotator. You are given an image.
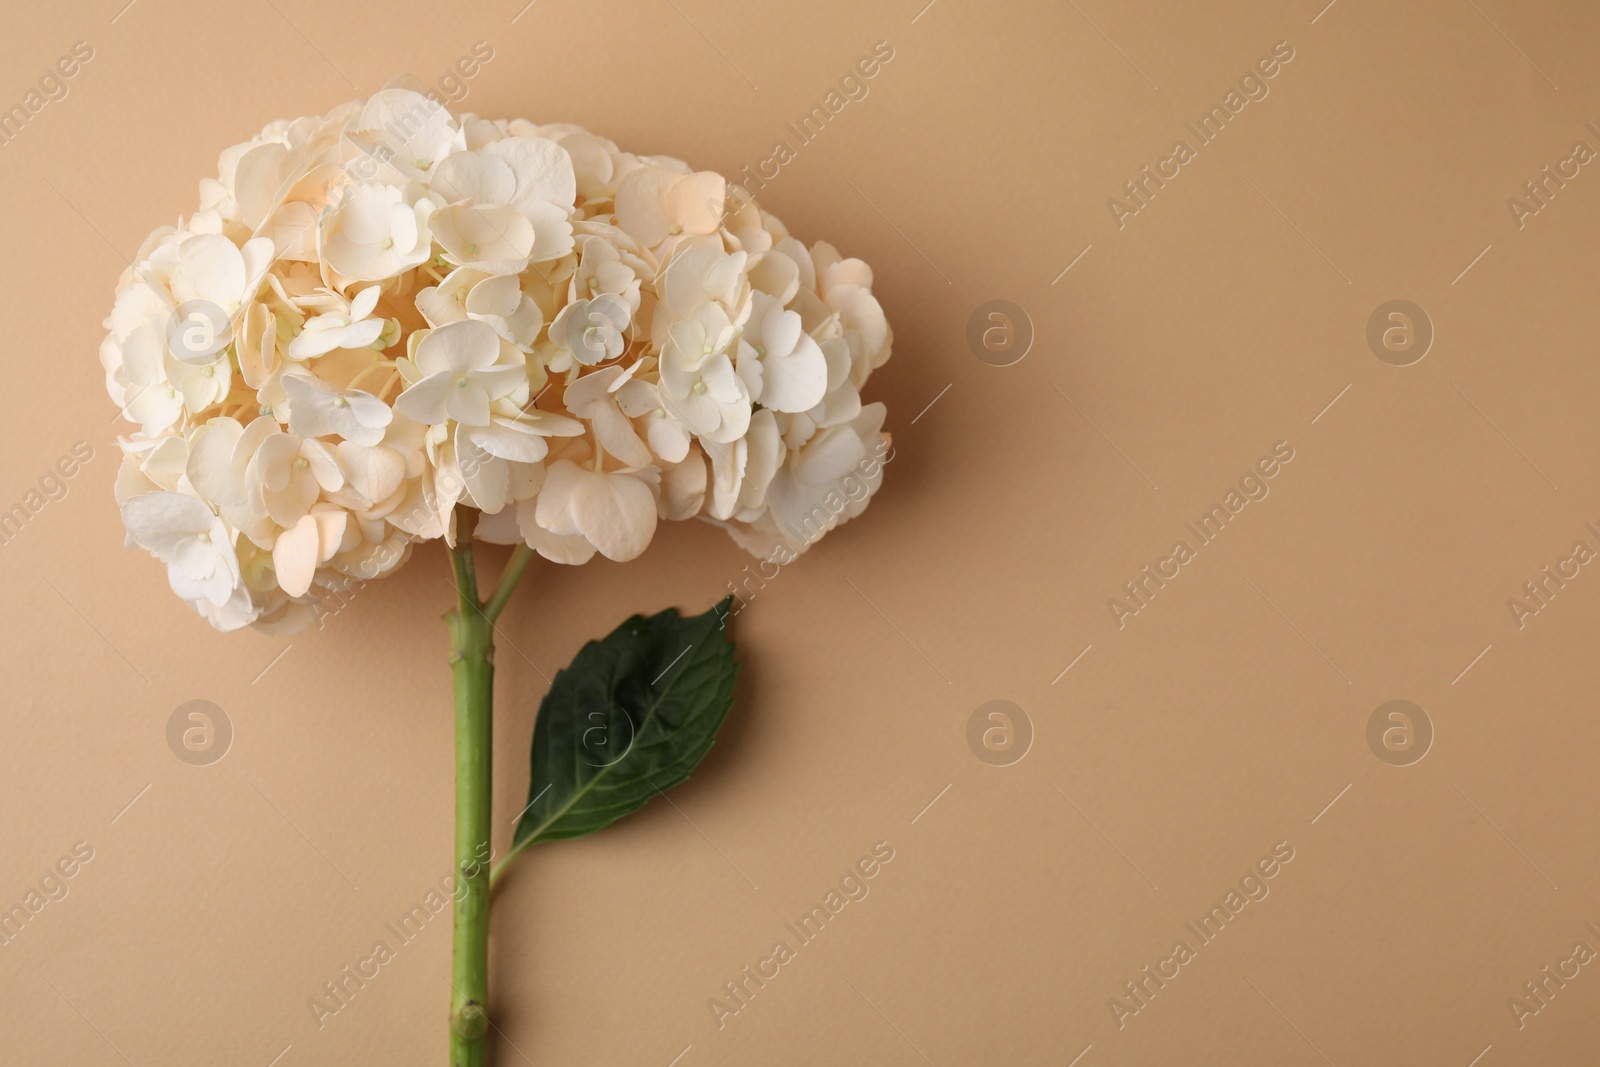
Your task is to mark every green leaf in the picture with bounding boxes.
[511,597,739,850]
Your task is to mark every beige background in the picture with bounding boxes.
[3,0,1600,1063]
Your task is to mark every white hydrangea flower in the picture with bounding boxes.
[736,293,827,414]
[323,184,436,281]
[103,93,893,632]
[282,374,392,446]
[120,491,241,608]
[549,294,631,367]
[287,285,387,358]
[395,319,526,427]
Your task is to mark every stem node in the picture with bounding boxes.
[451,1002,490,1041]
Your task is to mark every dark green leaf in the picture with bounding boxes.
[511,597,739,849]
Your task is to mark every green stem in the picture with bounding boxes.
[447,526,493,1066]
[445,515,537,1066]
[484,544,535,623]
[481,554,533,892]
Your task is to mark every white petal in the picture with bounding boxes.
[562,366,624,414]
[342,390,393,437]
[416,283,470,327]
[232,143,288,229]
[283,375,336,438]
[446,384,491,426]
[125,383,184,435]
[394,372,453,426]
[614,379,660,418]
[432,204,534,272]
[590,403,652,469]
[571,469,658,562]
[760,332,828,413]
[708,436,746,520]
[349,285,381,320]
[433,150,517,205]
[186,419,246,505]
[484,136,577,208]
[457,438,510,514]
[533,460,585,537]
[417,319,501,375]
[747,250,801,304]
[336,442,407,505]
[312,508,349,560]
[287,326,342,359]
[170,233,244,308]
[518,501,596,564]
[272,514,321,597]
[337,317,386,350]
[303,440,345,492]
[646,412,691,464]
[664,171,725,235]
[614,166,678,247]
[659,449,707,520]
[463,420,549,463]
[470,363,529,402]
[522,198,575,263]
[464,274,521,317]
[796,426,867,487]
[739,409,784,511]
[122,491,211,560]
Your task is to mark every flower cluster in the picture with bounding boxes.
[102,89,892,632]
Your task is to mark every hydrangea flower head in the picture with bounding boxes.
[102,88,892,632]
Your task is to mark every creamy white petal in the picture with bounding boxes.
[394,372,454,426]
[571,468,657,562]
[122,491,212,559]
[273,514,321,597]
